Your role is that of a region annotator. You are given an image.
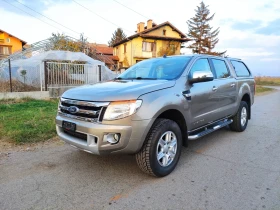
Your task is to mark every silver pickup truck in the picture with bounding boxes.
[56,54,255,177]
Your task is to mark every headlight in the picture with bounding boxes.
[103,100,142,121]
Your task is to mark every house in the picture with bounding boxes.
[0,29,27,59]
[88,43,119,71]
[112,20,190,69]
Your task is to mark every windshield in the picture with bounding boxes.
[117,56,192,80]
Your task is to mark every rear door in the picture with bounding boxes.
[209,58,238,120]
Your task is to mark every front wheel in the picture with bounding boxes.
[136,118,182,177]
[230,101,249,132]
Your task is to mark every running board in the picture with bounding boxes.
[188,119,233,140]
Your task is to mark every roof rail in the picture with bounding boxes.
[224,56,242,60]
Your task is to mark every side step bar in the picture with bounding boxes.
[188,119,233,140]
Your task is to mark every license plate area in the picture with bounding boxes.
[62,121,76,132]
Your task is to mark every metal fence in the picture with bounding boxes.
[0,60,105,93]
[45,62,101,89]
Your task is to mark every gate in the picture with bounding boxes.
[44,61,102,90]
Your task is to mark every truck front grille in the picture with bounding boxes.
[58,98,109,123]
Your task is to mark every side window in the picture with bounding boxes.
[231,60,250,77]
[189,58,211,77]
[211,59,230,79]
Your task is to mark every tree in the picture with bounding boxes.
[108,28,126,47]
[20,70,27,84]
[186,1,225,56]
[157,41,180,57]
[50,33,88,53]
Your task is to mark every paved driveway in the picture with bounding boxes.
[0,89,280,210]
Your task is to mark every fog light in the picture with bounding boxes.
[114,133,120,141]
[105,133,121,144]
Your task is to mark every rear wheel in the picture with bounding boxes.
[136,118,182,177]
[230,101,249,132]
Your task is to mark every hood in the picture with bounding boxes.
[62,80,176,101]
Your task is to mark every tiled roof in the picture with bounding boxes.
[88,43,119,65]
[89,43,113,55]
[0,29,27,45]
[113,21,190,47]
[109,55,119,61]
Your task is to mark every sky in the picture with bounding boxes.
[1,0,280,76]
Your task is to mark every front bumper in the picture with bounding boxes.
[56,115,152,155]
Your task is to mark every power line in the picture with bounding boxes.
[1,0,68,34]
[72,0,133,33]
[2,0,103,43]
[12,0,81,35]
[112,0,150,20]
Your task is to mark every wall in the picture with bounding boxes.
[147,25,181,38]
[0,91,49,100]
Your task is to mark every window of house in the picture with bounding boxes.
[230,60,250,77]
[211,59,230,79]
[163,30,166,36]
[0,46,11,55]
[116,47,119,55]
[124,44,127,53]
[6,38,10,43]
[142,42,154,52]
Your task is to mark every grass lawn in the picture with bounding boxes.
[0,98,58,144]
[255,85,275,94]
[255,77,280,86]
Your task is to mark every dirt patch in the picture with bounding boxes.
[0,80,40,92]
[0,136,63,153]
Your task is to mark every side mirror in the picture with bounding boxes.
[189,70,214,84]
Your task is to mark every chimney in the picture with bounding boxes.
[147,19,153,29]
[137,22,145,33]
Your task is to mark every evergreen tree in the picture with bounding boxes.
[187,1,225,56]
[108,28,126,47]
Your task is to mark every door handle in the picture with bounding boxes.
[230,83,236,87]
[212,86,217,91]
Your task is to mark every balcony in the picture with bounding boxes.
[133,51,157,59]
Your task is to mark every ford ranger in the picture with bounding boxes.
[56,55,255,177]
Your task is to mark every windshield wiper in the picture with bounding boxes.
[132,77,157,80]
[114,77,122,80]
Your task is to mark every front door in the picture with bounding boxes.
[188,58,219,129]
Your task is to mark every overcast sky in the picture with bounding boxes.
[1,0,280,76]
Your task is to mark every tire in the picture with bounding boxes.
[135,118,182,177]
[229,101,249,132]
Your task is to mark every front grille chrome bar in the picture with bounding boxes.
[61,98,109,107]
[59,105,100,116]
[58,111,98,123]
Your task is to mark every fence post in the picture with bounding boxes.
[98,65,101,82]
[8,59,12,92]
[44,61,48,91]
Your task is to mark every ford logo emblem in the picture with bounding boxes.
[68,106,79,114]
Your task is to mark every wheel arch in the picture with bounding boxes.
[241,93,251,119]
[156,109,188,147]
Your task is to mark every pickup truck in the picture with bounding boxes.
[56,54,255,177]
